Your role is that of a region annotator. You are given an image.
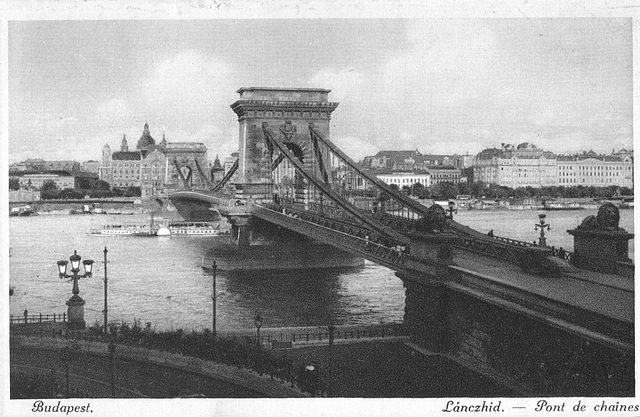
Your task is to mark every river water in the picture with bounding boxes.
[8,208,634,331]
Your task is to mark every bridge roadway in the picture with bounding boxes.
[449,249,633,351]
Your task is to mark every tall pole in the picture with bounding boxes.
[108,339,116,398]
[328,323,335,397]
[212,260,217,338]
[103,246,108,338]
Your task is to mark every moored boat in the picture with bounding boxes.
[10,205,36,217]
[543,202,584,211]
[89,224,158,236]
[167,222,220,236]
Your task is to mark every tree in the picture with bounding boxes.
[430,182,458,200]
[58,188,84,200]
[411,182,425,197]
[123,186,142,197]
[40,180,59,200]
[9,177,19,191]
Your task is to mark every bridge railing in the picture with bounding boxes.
[230,323,406,346]
[10,312,67,325]
[253,204,441,272]
[485,234,573,263]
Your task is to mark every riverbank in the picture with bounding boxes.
[8,196,185,219]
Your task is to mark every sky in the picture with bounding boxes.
[8,18,633,165]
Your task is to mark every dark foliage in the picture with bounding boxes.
[104,320,297,390]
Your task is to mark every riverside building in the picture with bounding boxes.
[474,143,633,189]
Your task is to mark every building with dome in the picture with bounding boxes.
[99,122,212,197]
[474,142,557,188]
[474,143,633,189]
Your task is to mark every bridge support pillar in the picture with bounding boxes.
[229,217,252,247]
[400,274,448,353]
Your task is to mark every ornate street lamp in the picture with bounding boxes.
[535,213,551,247]
[254,310,263,346]
[447,201,457,219]
[57,250,93,330]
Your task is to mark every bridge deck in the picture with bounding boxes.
[448,249,633,351]
[452,250,633,324]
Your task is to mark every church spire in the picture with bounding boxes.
[121,134,129,152]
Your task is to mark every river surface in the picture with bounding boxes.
[9,208,634,331]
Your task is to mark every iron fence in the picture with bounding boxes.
[10,312,67,325]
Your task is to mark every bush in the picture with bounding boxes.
[107,320,294,385]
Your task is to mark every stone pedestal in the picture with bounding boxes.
[66,294,86,330]
[567,228,634,274]
[401,275,448,353]
[229,216,252,247]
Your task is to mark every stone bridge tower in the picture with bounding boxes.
[230,87,339,200]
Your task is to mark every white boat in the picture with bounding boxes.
[90,224,158,236]
[167,222,220,236]
[157,226,171,236]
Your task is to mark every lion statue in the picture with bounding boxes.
[415,204,448,233]
[577,202,620,231]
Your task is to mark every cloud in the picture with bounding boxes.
[96,98,129,123]
[308,68,367,103]
[142,50,235,117]
[331,135,379,163]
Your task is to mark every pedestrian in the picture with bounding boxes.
[557,247,566,259]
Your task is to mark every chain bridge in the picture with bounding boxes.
[168,87,634,397]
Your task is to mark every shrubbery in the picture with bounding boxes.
[103,320,295,386]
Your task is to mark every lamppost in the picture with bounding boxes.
[211,260,218,338]
[59,342,79,398]
[59,346,71,398]
[57,250,93,330]
[108,338,116,398]
[535,213,551,247]
[254,310,263,346]
[447,201,457,219]
[328,322,336,397]
[102,246,108,338]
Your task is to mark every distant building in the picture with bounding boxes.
[474,143,633,188]
[224,152,239,175]
[428,167,463,185]
[362,150,471,170]
[81,160,100,175]
[474,143,557,188]
[211,155,225,184]
[376,171,431,188]
[44,160,80,172]
[17,173,74,190]
[99,122,211,197]
[557,151,633,188]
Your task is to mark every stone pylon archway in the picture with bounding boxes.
[230,87,339,200]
